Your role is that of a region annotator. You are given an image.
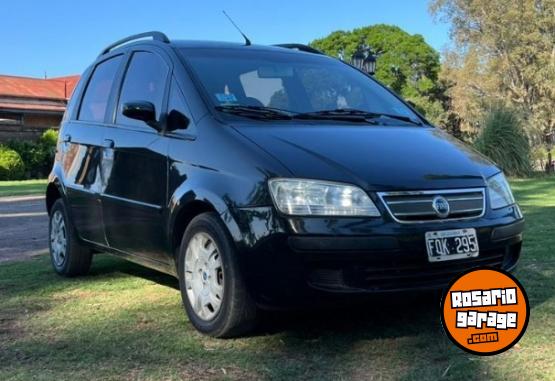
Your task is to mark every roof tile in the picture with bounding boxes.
[0,74,80,100]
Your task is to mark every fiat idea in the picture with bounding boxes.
[46,32,524,337]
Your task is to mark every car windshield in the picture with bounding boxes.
[180,48,422,124]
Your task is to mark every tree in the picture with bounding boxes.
[430,0,555,150]
[310,25,446,124]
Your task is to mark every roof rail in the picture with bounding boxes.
[99,31,170,57]
[273,44,324,55]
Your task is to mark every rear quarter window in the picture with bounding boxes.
[63,76,86,122]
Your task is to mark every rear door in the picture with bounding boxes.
[62,54,124,245]
[100,49,170,263]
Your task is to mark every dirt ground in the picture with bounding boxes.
[0,195,48,263]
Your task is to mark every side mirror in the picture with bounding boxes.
[122,101,158,129]
[166,109,190,132]
[406,100,417,109]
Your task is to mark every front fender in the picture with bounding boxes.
[167,183,243,249]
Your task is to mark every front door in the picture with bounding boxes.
[100,50,170,263]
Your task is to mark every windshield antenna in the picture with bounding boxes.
[222,10,251,46]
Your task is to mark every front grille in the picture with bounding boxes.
[308,249,506,292]
[378,188,485,223]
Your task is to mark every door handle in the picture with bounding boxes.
[102,139,115,148]
[62,134,72,143]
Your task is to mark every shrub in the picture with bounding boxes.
[5,140,36,179]
[5,128,59,179]
[475,106,532,177]
[38,128,59,172]
[0,146,25,180]
[40,128,59,147]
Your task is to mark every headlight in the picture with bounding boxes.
[487,172,516,209]
[268,178,380,217]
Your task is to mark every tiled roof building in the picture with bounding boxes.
[0,74,79,141]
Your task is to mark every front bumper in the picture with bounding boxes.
[233,204,524,307]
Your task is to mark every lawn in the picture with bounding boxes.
[0,178,553,381]
[0,179,47,197]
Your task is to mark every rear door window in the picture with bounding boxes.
[78,55,123,123]
[116,51,169,128]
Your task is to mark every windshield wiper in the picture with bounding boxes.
[294,110,371,123]
[216,106,423,125]
[295,108,423,126]
[215,105,293,120]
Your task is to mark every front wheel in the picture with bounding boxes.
[177,212,257,338]
[49,199,92,277]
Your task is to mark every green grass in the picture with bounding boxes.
[0,179,47,197]
[1,178,554,380]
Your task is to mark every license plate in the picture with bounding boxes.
[425,228,479,262]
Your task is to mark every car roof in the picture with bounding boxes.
[173,40,274,50]
[171,40,328,57]
[114,40,317,56]
[101,34,323,59]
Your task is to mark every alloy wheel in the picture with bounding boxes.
[184,232,224,321]
[50,210,67,267]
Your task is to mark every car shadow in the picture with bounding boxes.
[89,251,553,340]
[256,291,442,339]
[89,253,181,290]
[91,254,444,339]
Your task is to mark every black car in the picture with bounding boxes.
[46,32,524,337]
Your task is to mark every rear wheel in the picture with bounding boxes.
[49,199,92,277]
[177,212,257,337]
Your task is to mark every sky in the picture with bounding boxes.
[0,0,451,78]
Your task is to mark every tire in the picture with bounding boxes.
[48,198,92,277]
[177,212,257,338]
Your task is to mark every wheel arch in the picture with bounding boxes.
[168,187,242,259]
[45,178,65,216]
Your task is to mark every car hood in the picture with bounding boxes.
[232,123,499,191]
